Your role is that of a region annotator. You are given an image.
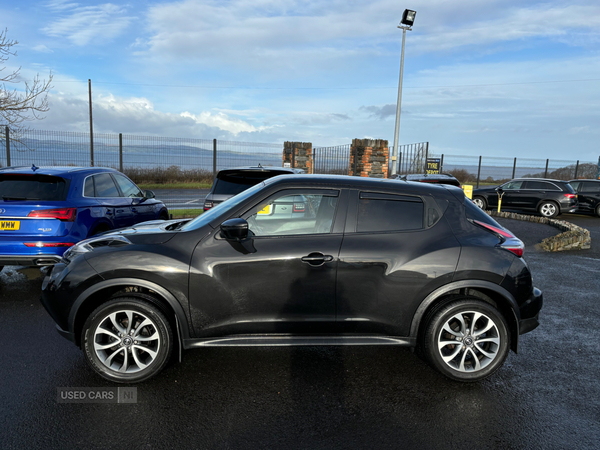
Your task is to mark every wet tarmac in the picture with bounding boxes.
[0,214,599,449]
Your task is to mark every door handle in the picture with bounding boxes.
[301,252,334,267]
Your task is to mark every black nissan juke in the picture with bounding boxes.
[41,175,543,383]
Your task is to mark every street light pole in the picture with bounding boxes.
[391,25,411,176]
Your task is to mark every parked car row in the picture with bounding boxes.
[472,178,600,218]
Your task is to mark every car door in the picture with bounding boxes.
[500,180,527,208]
[577,181,600,211]
[111,173,156,223]
[85,173,134,229]
[335,190,461,337]
[188,188,348,337]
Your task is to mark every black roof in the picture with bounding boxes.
[217,166,304,175]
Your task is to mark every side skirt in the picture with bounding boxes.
[183,335,416,349]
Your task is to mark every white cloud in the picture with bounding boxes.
[42,2,134,46]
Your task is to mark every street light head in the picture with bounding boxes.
[401,9,416,27]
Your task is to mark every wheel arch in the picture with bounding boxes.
[69,278,191,352]
[410,280,521,353]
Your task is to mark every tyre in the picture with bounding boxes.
[159,211,169,220]
[595,204,600,218]
[81,297,173,383]
[422,298,510,382]
[0,266,3,273]
[538,201,559,218]
[472,196,487,210]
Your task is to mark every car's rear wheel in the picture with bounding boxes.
[538,201,559,218]
[472,196,487,210]
[81,298,173,383]
[422,298,510,382]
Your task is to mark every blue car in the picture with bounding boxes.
[0,166,168,271]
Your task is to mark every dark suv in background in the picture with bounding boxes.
[569,179,600,217]
[203,166,304,211]
[41,175,542,384]
[472,178,577,217]
[393,173,461,187]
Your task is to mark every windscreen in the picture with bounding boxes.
[213,171,282,196]
[0,174,69,201]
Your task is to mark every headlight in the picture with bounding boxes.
[63,235,132,261]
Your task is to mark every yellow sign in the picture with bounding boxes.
[257,205,272,215]
[462,185,473,199]
[0,220,20,230]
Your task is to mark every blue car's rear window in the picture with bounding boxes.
[0,174,69,201]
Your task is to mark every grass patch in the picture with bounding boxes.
[139,182,212,190]
[168,208,203,219]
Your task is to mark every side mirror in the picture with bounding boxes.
[220,218,249,241]
[144,190,156,199]
[495,186,503,192]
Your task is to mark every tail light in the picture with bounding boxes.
[472,220,524,257]
[204,201,213,211]
[28,207,77,222]
[24,242,75,248]
[293,203,306,213]
[564,194,576,199]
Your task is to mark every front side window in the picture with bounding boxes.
[113,174,144,198]
[502,181,523,190]
[357,193,424,232]
[246,191,338,237]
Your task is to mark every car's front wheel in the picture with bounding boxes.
[422,298,510,382]
[538,201,559,218]
[472,196,487,210]
[82,298,173,383]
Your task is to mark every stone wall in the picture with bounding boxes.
[488,211,591,251]
[283,142,313,173]
[349,139,389,178]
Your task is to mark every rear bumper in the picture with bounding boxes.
[518,287,543,335]
[0,254,63,266]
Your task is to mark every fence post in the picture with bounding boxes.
[476,156,482,189]
[213,139,217,177]
[512,157,517,179]
[5,126,10,167]
[544,159,549,178]
[119,133,123,172]
[398,152,402,175]
[424,142,429,167]
[574,160,579,179]
[440,154,444,173]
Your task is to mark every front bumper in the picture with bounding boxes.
[518,287,543,335]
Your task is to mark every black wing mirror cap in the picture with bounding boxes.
[220,218,249,241]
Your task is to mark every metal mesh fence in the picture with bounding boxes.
[313,145,351,175]
[1,128,597,212]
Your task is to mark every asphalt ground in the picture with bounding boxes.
[0,213,599,449]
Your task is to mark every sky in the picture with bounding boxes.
[2,0,600,161]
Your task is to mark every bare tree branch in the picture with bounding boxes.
[0,28,53,143]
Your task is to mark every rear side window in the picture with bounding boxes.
[357,192,423,232]
[0,175,68,201]
[525,181,559,191]
[89,173,120,197]
[213,172,282,196]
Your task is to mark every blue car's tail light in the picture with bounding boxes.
[28,207,77,222]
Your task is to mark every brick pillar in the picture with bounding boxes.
[349,139,389,178]
[283,142,313,173]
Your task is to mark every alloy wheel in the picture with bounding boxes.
[93,309,161,373]
[436,310,501,373]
